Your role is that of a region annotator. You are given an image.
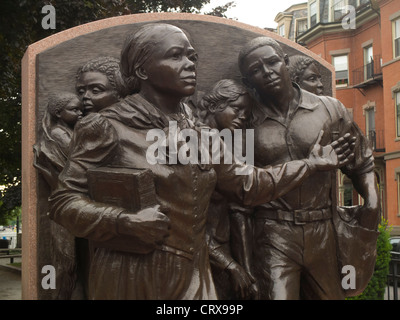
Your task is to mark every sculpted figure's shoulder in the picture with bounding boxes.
[69,111,119,161]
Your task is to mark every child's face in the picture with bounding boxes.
[213,94,252,131]
[299,63,324,95]
[76,71,120,114]
[59,96,83,128]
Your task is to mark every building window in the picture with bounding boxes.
[331,0,346,21]
[396,91,400,138]
[365,107,376,149]
[279,24,285,37]
[296,19,308,37]
[343,179,353,206]
[397,171,400,214]
[333,55,349,86]
[358,0,369,7]
[310,1,317,27]
[393,18,400,58]
[363,45,373,80]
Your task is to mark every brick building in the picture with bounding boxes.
[276,0,400,234]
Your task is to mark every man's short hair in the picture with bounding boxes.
[238,37,285,76]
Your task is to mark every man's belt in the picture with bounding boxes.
[255,208,332,225]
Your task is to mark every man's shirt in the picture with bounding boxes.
[251,84,374,212]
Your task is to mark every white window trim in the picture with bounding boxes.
[332,54,349,88]
[295,17,308,40]
[329,0,349,22]
[395,91,400,139]
[395,169,400,215]
[309,0,319,27]
[278,23,285,37]
[392,17,400,59]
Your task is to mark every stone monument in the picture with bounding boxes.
[22,13,352,300]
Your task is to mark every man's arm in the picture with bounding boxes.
[348,170,380,230]
[215,130,354,207]
[332,98,380,230]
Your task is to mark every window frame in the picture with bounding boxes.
[396,91,400,139]
[330,0,348,22]
[363,45,374,81]
[393,18,400,59]
[397,171,400,215]
[310,1,318,27]
[332,54,349,87]
[278,24,285,37]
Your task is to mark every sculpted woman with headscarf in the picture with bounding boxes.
[49,23,354,300]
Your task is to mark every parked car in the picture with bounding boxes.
[388,237,400,287]
[390,237,400,253]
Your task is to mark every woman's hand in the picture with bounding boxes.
[307,130,356,171]
[226,261,259,299]
[117,205,170,249]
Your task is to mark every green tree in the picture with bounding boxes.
[0,0,233,220]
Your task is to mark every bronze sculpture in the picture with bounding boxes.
[33,92,83,190]
[288,55,324,96]
[238,37,379,299]
[75,56,127,115]
[198,79,257,299]
[33,92,83,299]
[46,24,355,300]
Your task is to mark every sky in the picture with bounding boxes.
[201,0,307,29]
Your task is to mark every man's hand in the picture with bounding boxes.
[117,205,170,249]
[227,261,259,299]
[338,205,380,231]
[308,130,356,171]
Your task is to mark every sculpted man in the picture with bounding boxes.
[238,37,380,300]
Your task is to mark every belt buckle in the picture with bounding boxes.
[293,210,306,225]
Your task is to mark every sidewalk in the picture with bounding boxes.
[0,256,21,300]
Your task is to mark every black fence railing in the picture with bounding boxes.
[387,252,400,300]
[352,55,382,87]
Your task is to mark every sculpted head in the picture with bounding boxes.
[238,37,292,102]
[199,79,252,131]
[76,56,126,114]
[289,55,324,95]
[120,23,198,98]
[47,92,83,129]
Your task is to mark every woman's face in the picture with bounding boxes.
[141,29,198,98]
[76,71,120,114]
[59,96,83,128]
[213,94,252,131]
[298,63,324,95]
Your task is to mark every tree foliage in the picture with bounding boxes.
[0,0,233,219]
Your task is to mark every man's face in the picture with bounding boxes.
[241,45,290,99]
